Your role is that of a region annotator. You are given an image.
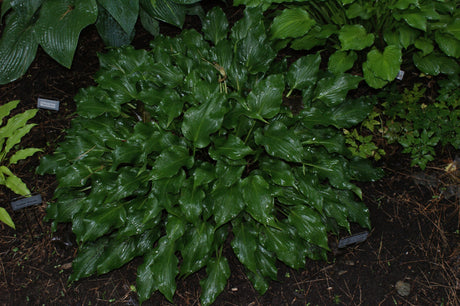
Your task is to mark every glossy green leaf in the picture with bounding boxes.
[271,8,315,39]
[288,205,328,249]
[445,18,460,40]
[137,237,178,303]
[214,159,245,188]
[287,53,321,93]
[328,50,357,74]
[209,135,254,160]
[414,37,434,56]
[97,234,143,274]
[314,74,362,106]
[179,221,214,275]
[244,74,284,121]
[435,32,460,58]
[98,0,139,34]
[0,12,39,84]
[231,219,258,273]
[151,145,193,180]
[34,0,98,68]
[202,7,228,45]
[96,3,135,47]
[362,61,388,89]
[242,175,277,227]
[260,157,296,188]
[73,205,126,242]
[212,183,245,227]
[69,238,109,282]
[339,25,374,51]
[365,45,402,81]
[141,0,185,28]
[235,19,276,74]
[139,6,160,36]
[254,121,304,163]
[0,207,15,229]
[200,256,231,306]
[182,95,227,148]
[179,184,205,223]
[261,222,306,269]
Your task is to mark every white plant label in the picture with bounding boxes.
[37,97,60,111]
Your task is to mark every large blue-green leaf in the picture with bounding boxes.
[435,32,460,58]
[254,121,304,163]
[95,3,135,47]
[0,11,38,84]
[98,0,139,34]
[34,0,98,68]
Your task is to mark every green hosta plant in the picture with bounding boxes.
[0,100,42,229]
[0,0,202,85]
[37,7,383,305]
[235,0,460,88]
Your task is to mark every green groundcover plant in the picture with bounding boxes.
[235,0,460,88]
[0,0,202,85]
[0,100,42,229]
[382,76,460,169]
[37,7,383,305]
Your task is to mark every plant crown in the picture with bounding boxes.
[37,7,383,305]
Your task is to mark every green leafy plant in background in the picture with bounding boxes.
[382,78,460,169]
[235,0,460,88]
[0,100,42,229]
[0,0,203,85]
[37,7,383,305]
[343,108,385,161]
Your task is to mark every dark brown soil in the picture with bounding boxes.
[0,3,459,306]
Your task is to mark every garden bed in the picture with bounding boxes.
[0,3,459,305]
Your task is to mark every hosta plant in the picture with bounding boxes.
[37,7,383,305]
[0,0,202,84]
[235,0,460,88]
[0,100,42,229]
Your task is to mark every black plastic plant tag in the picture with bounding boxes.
[11,194,42,211]
[338,231,369,248]
[37,97,60,111]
